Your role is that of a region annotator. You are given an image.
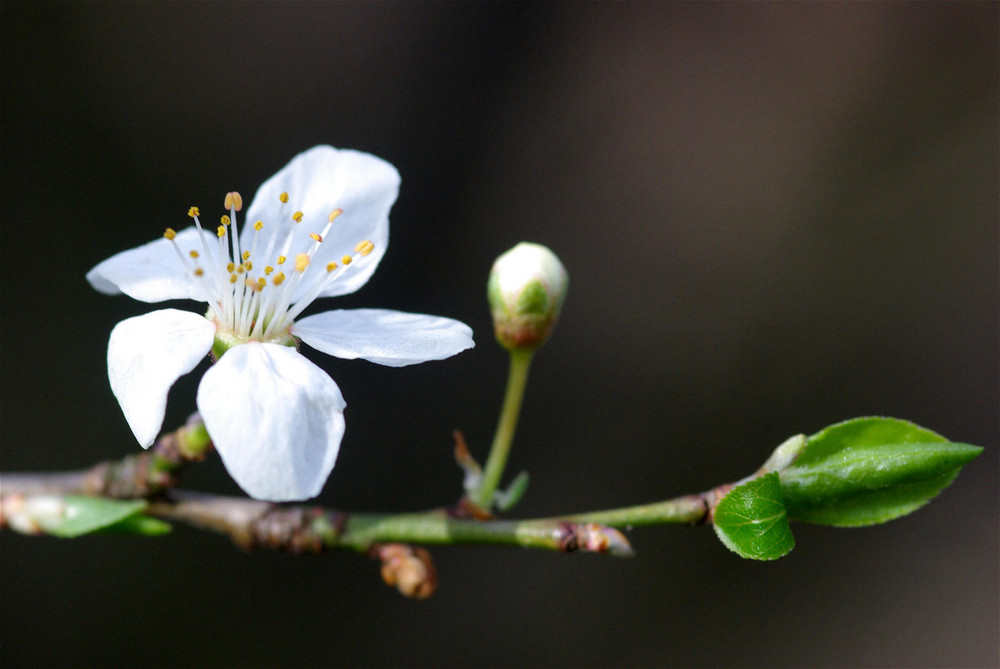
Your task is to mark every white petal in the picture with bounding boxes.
[243,145,400,301]
[108,309,216,447]
[293,308,475,367]
[197,343,346,502]
[87,226,207,303]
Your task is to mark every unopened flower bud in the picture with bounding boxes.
[488,242,568,351]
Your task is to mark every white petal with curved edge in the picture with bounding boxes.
[108,309,216,447]
[197,343,347,502]
[87,226,208,303]
[293,308,475,367]
[242,145,400,301]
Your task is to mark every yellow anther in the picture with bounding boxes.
[328,209,343,222]
[272,272,286,286]
[294,253,310,272]
[310,232,323,243]
[277,255,286,265]
[242,250,251,261]
[354,240,375,256]
[279,192,289,204]
[253,220,263,231]
[217,225,226,238]
[189,250,199,258]
[244,261,253,271]
[341,255,352,265]
[326,261,338,272]
[229,274,238,284]
[225,191,243,211]
[194,268,204,277]
[264,265,274,275]
[164,228,177,240]
[257,277,266,290]
[221,215,231,226]
[236,264,245,274]
[292,211,304,223]
[226,262,236,273]
[188,207,200,218]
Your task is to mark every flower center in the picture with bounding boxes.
[163,190,374,348]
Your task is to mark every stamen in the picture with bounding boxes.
[185,206,227,312]
[171,189,364,343]
[216,224,233,326]
[272,203,302,264]
[163,227,217,307]
[246,222,263,290]
[279,243,367,328]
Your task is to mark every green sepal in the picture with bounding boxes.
[516,279,549,315]
[779,417,982,527]
[38,496,149,538]
[713,472,795,560]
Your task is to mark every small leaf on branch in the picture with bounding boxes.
[38,496,150,538]
[779,417,983,527]
[100,514,172,536]
[712,472,795,560]
[494,470,530,511]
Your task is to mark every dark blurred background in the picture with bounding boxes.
[2,3,997,667]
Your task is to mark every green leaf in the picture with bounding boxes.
[36,496,149,538]
[780,417,982,527]
[494,471,530,512]
[713,473,795,560]
[100,514,172,536]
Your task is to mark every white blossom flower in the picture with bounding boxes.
[87,146,474,502]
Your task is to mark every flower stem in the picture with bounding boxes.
[474,349,534,510]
